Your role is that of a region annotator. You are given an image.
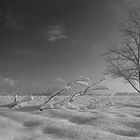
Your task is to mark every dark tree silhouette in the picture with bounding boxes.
[104,7,140,93]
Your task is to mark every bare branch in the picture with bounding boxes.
[126,78,140,93]
[12,95,34,109]
[69,91,84,102]
[40,87,70,109]
[126,43,138,61]
[39,77,90,111]
[109,48,137,65]
[128,7,140,29]
[16,96,34,105]
[91,86,109,90]
[67,76,89,87]
[69,78,106,102]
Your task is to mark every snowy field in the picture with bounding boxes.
[0,95,140,140]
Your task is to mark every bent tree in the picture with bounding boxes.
[104,7,140,93]
[39,77,90,111]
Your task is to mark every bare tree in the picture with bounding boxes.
[104,7,140,93]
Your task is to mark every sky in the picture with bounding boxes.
[0,0,140,94]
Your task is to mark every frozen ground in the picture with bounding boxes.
[0,95,140,140]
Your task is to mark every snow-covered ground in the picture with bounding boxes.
[0,95,140,140]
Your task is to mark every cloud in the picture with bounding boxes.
[5,11,23,31]
[44,24,67,42]
[0,76,16,87]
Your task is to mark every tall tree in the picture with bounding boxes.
[104,7,140,93]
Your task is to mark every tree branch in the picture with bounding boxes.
[126,78,140,93]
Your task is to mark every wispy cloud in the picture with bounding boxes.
[5,11,23,31]
[38,24,67,42]
[0,76,16,87]
[46,24,67,41]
